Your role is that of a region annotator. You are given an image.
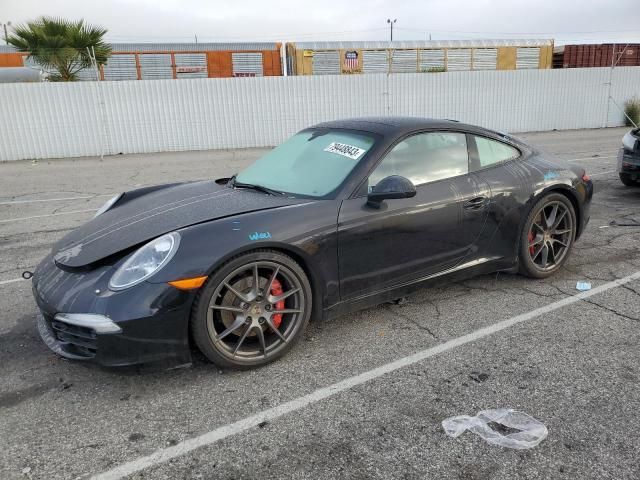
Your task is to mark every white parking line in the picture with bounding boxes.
[0,278,25,286]
[0,209,97,224]
[590,170,617,177]
[0,194,111,206]
[91,270,640,480]
[566,155,616,162]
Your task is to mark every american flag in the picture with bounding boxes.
[344,51,358,71]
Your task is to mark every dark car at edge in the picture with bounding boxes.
[31,117,593,369]
[618,128,640,186]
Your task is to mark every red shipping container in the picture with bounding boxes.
[558,44,640,68]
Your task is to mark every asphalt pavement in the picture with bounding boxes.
[1,126,639,480]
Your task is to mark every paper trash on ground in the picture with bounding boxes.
[576,281,592,291]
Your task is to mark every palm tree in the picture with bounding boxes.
[7,17,111,81]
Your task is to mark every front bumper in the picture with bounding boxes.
[32,254,195,367]
[618,147,640,177]
[37,313,120,360]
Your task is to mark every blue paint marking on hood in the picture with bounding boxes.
[53,180,308,268]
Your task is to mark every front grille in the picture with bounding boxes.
[49,317,97,358]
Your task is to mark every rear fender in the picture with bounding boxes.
[515,184,583,260]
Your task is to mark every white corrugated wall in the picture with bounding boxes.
[0,67,638,161]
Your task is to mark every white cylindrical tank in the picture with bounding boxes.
[0,67,45,83]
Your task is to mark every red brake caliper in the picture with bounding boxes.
[271,278,285,329]
[528,231,535,255]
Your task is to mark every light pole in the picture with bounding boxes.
[386,18,396,42]
[1,21,11,44]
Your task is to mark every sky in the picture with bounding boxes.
[2,0,639,45]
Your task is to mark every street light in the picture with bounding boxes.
[386,18,397,42]
[1,21,11,44]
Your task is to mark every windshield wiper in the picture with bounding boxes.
[229,176,285,196]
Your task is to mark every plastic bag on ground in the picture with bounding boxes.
[442,408,548,449]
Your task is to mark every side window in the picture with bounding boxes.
[474,136,520,168]
[368,132,468,189]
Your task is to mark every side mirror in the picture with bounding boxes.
[367,175,416,208]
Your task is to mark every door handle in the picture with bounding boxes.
[463,196,488,210]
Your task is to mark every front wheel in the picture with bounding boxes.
[519,193,576,279]
[191,250,312,369]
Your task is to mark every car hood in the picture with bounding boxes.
[53,180,308,268]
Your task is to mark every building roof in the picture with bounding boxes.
[0,42,281,54]
[109,42,280,52]
[0,39,554,55]
[289,39,554,49]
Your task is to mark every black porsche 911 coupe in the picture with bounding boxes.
[32,117,593,369]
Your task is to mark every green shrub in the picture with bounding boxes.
[624,97,640,127]
[421,66,446,73]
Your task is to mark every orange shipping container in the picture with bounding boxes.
[0,43,282,80]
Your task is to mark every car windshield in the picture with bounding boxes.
[235,129,376,198]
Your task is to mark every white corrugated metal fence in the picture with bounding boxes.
[0,67,638,161]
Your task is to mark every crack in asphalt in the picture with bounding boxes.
[448,275,640,327]
[621,284,640,296]
[580,298,640,323]
[383,304,439,340]
[0,190,107,202]
[545,280,640,323]
[453,275,568,299]
[0,227,74,242]
[517,284,565,299]
[559,264,622,282]
[49,193,103,215]
[422,298,442,322]
[129,170,141,183]
[452,278,522,297]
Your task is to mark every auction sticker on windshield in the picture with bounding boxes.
[324,142,366,160]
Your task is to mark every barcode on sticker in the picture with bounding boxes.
[324,142,366,160]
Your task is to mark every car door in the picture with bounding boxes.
[337,130,491,300]
[466,133,531,260]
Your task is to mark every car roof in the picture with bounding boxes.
[311,117,475,136]
[310,116,527,148]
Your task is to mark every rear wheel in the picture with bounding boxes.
[619,173,639,187]
[191,250,312,369]
[519,193,576,279]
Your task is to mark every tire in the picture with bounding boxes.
[191,249,312,369]
[619,173,639,187]
[519,193,577,279]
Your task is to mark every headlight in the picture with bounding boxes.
[95,193,124,218]
[109,232,180,290]
[622,131,638,152]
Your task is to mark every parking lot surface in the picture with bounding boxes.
[1,127,639,480]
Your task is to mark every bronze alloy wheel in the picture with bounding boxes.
[520,193,576,279]
[191,251,312,368]
[527,200,573,271]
